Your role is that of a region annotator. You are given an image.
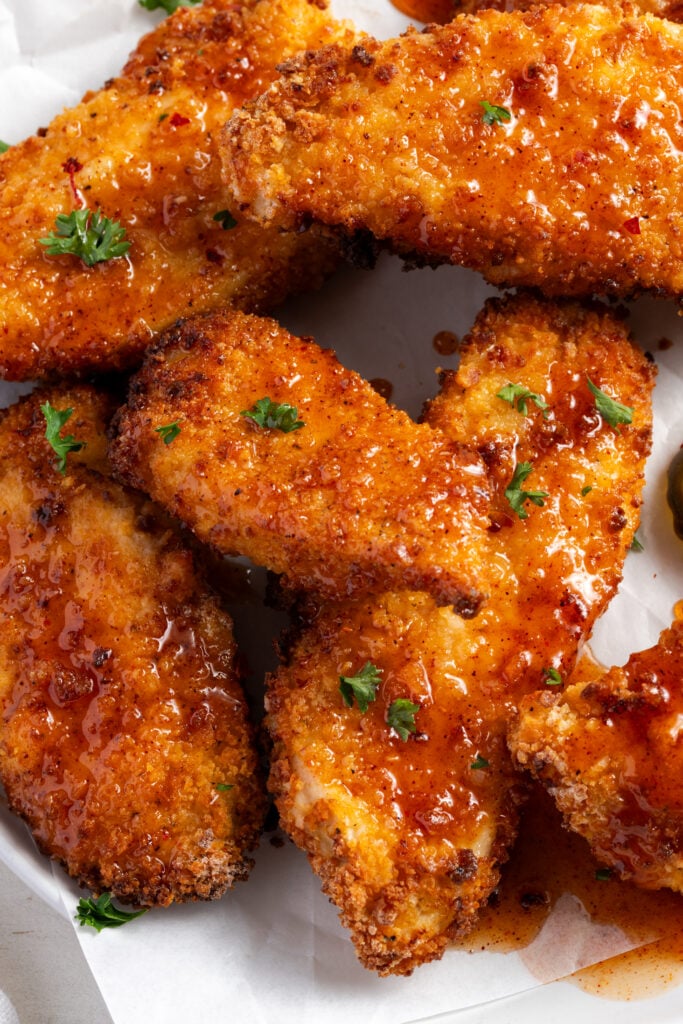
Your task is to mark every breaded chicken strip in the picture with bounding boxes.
[0,386,266,905]
[265,296,654,975]
[109,310,491,613]
[223,4,683,299]
[425,295,654,691]
[268,592,526,975]
[0,0,348,380]
[510,621,683,893]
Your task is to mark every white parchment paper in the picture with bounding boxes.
[0,2,682,1022]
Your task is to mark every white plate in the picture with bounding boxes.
[2,2,683,1023]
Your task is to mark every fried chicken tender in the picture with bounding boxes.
[265,295,654,975]
[510,621,683,893]
[0,386,266,905]
[0,0,349,380]
[109,310,491,613]
[425,294,655,691]
[223,4,683,299]
[267,592,526,975]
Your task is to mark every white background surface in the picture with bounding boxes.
[3,0,683,1022]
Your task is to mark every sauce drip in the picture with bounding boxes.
[369,377,394,401]
[667,447,683,540]
[432,329,460,356]
[456,787,683,994]
[389,0,459,25]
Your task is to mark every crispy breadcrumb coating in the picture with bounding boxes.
[0,0,349,380]
[109,310,492,613]
[510,621,683,893]
[223,4,683,299]
[0,386,266,905]
[265,295,654,975]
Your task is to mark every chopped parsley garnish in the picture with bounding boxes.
[587,378,633,431]
[214,782,233,792]
[241,397,305,433]
[139,0,202,13]
[75,893,148,932]
[213,209,237,231]
[158,113,170,122]
[386,698,420,741]
[595,868,613,882]
[470,754,490,770]
[581,485,593,496]
[505,461,548,520]
[543,667,562,686]
[155,421,181,445]
[496,383,549,418]
[40,402,85,476]
[630,531,644,552]
[0,141,10,154]
[480,101,511,127]
[40,208,130,267]
[339,661,382,713]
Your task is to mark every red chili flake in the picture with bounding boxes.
[169,113,191,127]
[623,216,641,235]
[62,156,85,209]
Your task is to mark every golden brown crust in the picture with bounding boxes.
[0,386,266,905]
[264,294,653,975]
[0,0,349,380]
[510,622,683,893]
[109,309,492,611]
[223,4,683,299]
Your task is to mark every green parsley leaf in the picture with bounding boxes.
[587,378,633,431]
[213,209,237,231]
[480,101,512,127]
[470,754,490,770]
[139,0,202,14]
[630,531,644,552]
[543,667,562,686]
[40,208,130,268]
[505,461,548,520]
[339,661,382,713]
[155,421,181,445]
[0,141,10,154]
[241,397,305,433]
[40,402,85,476]
[75,893,148,933]
[496,382,549,418]
[595,868,612,882]
[581,485,593,496]
[158,112,170,122]
[386,698,420,741]
[214,782,233,792]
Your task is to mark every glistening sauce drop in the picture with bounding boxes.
[432,329,460,356]
[667,447,683,539]
[389,0,458,23]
